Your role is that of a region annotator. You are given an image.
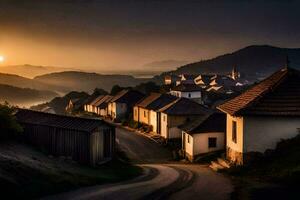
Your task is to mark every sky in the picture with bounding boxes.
[0,0,300,72]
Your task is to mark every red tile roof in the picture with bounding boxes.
[218,67,300,116]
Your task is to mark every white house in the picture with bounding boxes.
[170,83,203,104]
[218,67,300,165]
[108,90,144,121]
[94,95,113,116]
[133,93,178,133]
[84,95,105,114]
[181,112,226,161]
[158,98,211,140]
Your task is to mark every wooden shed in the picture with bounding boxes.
[15,109,115,166]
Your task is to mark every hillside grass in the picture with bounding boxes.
[0,142,142,199]
[225,135,300,200]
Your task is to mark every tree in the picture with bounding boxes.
[0,103,23,140]
[110,85,131,95]
[134,82,160,95]
[92,88,108,96]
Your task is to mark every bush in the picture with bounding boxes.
[0,103,23,140]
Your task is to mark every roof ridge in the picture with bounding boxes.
[236,68,288,114]
[17,108,103,122]
[218,67,292,116]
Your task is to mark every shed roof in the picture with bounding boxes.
[158,97,210,115]
[218,67,300,116]
[15,109,110,132]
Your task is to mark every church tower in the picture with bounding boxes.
[231,66,240,80]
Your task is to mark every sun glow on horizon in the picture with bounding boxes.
[0,55,5,63]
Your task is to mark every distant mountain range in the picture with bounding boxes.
[0,64,77,79]
[0,84,58,107]
[158,45,300,82]
[34,71,149,93]
[2,45,300,108]
[142,60,189,71]
[0,71,149,94]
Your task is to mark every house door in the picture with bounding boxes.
[157,112,161,134]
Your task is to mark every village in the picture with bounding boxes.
[2,61,296,199]
[72,63,299,167]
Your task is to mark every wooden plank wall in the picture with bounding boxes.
[21,123,90,164]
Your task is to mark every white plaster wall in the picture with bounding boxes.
[226,114,244,153]
[184,132,225,156]
[184,132,194,156]
[133,107,139,122]
[160,113,168,138]
[149,110,157,133]
[193,132,225,155]
[244,116,300,153]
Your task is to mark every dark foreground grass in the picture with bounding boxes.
[0,143,142,199]
[224,135,300,200]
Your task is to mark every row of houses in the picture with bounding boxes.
[84,90,145,122]
[136,66,300,165]
[82,66,300,166]
[133,92,227,160]
[165,67,243,94]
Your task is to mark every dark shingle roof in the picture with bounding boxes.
[89,95,105,106]
[94,95,113,109]
[15,109,110,132]
[158,97,210,115]
[218,67,300,116]
[179,112,226,135]
[110,90,145,106]
[171,83,202,92]
[135,93,162,108]
[147,94,178,111]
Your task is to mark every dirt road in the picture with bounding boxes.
[43,127,233,200]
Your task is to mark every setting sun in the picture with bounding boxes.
[0,55,5,62]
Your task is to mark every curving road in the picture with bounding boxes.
[43,127,233,200]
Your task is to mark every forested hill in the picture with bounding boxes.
[0,84,58,106]
[34,71,149,92]
[159,45,300,81]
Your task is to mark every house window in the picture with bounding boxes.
[134,109,137,116]
[144,111,146,117]
[232,121,237,143]
[208,137,217,148]
[163,115,166,122]
[187,134,190,143]
[188,93,191,98]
